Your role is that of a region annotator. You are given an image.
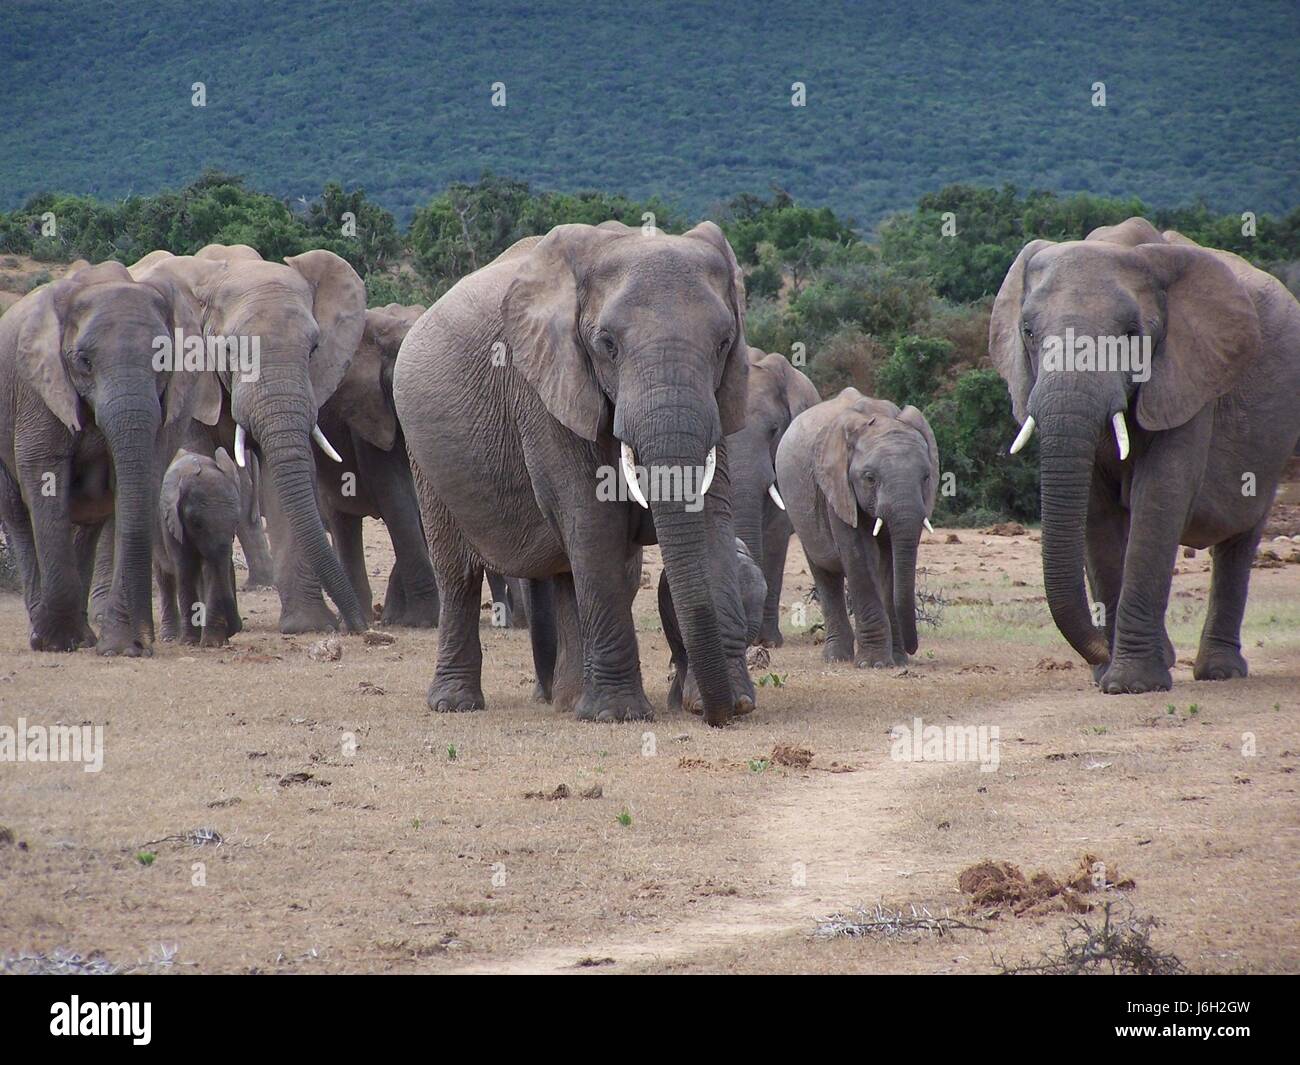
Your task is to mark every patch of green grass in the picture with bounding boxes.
[136,851,156,866]
[615,810,632,828]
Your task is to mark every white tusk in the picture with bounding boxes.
[312,424,343,463]
[1112,411,1130,461]
[621,442,649,508]
[234,424,247,468]
[700,446,717,495]
[767,482,786,511]
[1008,416,1035,454]
[873,517,883,537]
[924,518,935,534]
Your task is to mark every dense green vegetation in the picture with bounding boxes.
[3,173,1298,524]
[1,2,1296,225]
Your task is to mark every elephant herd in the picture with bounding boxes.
[0,217,1296,725]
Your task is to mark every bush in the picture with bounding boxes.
[876,335,954,409]
[805,326,888,398]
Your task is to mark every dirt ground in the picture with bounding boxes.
[2,515,1298,975]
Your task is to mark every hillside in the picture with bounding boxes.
[1,0,1297,224]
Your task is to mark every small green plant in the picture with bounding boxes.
[616,810,632,827]
[1187,704,1200,717]
[446,744,457,760]
[136,852,156,866]
[411,818,422,829]
[748,758,770,773]
[1089,726,1108,735]
[757,672,787,688]
[1166,704,1176,715]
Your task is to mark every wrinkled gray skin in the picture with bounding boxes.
[991,217,1300,693]
[130,244,368,634]
[727,346,821,645]
[155,447,242,645]
[281,303,441,627]
[395,221,755,726]
[235,453,275,588]
[659,538,765,711]
[0,261,214,655]
[777,389,939,667]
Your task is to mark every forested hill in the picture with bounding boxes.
[1,0,1296,224]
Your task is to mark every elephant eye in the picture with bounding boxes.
[1021,323,1035,340]
[597,332,618,360]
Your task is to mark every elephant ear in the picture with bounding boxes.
[330,309,405,451]
[138,270,223,427]
[501,224,627,441]
[1132,244,1262,431]
[683,221,750,435]
[14,281,80,432]
[213,446,240,490]
[989,239,1055,424]
[898,405,940,515]
[160,449,198,544]
[285,250,366,413]
[814,417,860,528]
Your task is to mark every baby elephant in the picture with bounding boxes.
[156,448,243,646]
[777,389,938,667]
[660,538,767,713]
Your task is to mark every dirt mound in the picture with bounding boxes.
[981,522,1027,536]
[770,745,814,768]
[1264,502,1300,538]
[958,854,1134,916]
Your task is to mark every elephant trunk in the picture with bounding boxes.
[248,376,367,633]
[1037,402,1111,665]
[100,393,161,641]
[888,515,923,655]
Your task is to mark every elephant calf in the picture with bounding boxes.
[777,390,939,668]
[155,448,242,646]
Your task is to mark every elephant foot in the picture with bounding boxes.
[892,649,910,667]
[29,611,92,653]
[179,629,202,646]
[756,624,784,649]
[855,643,893,669]
[1101,658,1172,695]
[381,599,440,629]
[426,676,485,713]
[532,679,552,704]
[200,627,231,648]
[680,665,755,724]
[822,637,853,663]
[279,602,339,634]
[95,622,153,658]
[575,687,654,723]
[1193,645,1248,682]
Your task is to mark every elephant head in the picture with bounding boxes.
[10,260,218,651]
[326,303,425,451]
[501,221,751,725]
[990,218,1261,664]
[814,391,939,655]
[130,244,369,632]
[728,346,821,573]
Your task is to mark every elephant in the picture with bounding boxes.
[485,569,530,629]
[155,447,242,645]
[776,389,939,668]
[128,244,369,634]
[659,537,766,711]
[394,221,756,726]
[0,260,217,654]
[728,346,821,646]
[990,217,1300,693]
[276,302,441,628]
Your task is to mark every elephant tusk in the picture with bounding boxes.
[873,517,883,537]
[234,424,247,469]
[1112,411,1130,461]
[1008,416,1035,454]
[312,424,343,463]
[767,482,786,511]
[621,442,649,509]
[924,518,935,534]
[700,446,717,496]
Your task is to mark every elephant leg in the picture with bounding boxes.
[1194,519,1265,681]
[201,551,241,647]
[657,570,689,710]
[327,509,373,625]
[89,514,114,625]
[381,561,406,623]
[757,509,791,647]
[1085,481,1129,683]
[507,576,529,628]
[570,549,652,723]
[550,572,584,715]
[264,474,339,633]
[237,517,276,589]
[356,439,439,627]
[485,569,512,628]
[0,468,40,613]
[524,577,556,703]
[876,537,908,667]
[832,522,893,668]
[810,561,853,663]
[155,560,181,642]
[176,549,203,646]
[18,451,89,651]
[72,522,102,646]
[1102,424,1208,694]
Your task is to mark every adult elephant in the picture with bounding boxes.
[0,261,218,653]
[279,302,440,627]
[727,346,820,646]
[991,217,1300,693]
[394,221,755,726]
[129,244,368,634]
